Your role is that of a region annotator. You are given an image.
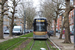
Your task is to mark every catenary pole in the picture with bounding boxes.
[74,7,75,48]
[24,11,26,34]
[73,0,75,49]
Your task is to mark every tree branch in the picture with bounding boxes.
[70,6,74,11]
[0,2,2,5]
[4,8,9,12]
[8,16,12,19]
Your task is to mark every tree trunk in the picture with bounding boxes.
[59,20,64,39]
[9,0,15,37]
[64,0,71,43]
[49,24,52,30]
[54,19,57,36]
[9,17,14,37]
[0,1,4,39]
[0,14,4,39]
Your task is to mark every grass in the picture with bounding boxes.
[32,40,48,50]
[8,38,28,50]
[22,40,49,50]
[22,40,33,50]
[22,40,59,50]
[0,38,25,50]
[47,40,59,50]
[20,32,33,37]
[0,32,33,50]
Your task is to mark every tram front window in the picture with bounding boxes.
[34,23,47,31]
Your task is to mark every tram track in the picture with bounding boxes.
[30,40,35,50]
[30,40,51,50]
[48,38,61,50]
[45,41,51,50]
[7,37,28,50]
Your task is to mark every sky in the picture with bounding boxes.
[33,0,40,11]
[33,0,40,7]
[8,0,44,17]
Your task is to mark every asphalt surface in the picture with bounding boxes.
[3,34,15,38]
[3,34,9,38]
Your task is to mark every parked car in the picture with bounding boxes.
[13,26,23,35]
[47,30,54,37]
[29,29,33,32]
[62,30,73,35]
[70,31,74,35]
[56,30,58,33]
[23,30,30,34]
[4,30,9,34]
[3,26,8,33]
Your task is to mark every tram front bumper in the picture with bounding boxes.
[33,34,48,39]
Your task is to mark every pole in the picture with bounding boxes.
[24,11,26,34]
[73,0,75,48]
[74,7,75,48]
[74,8,75,48]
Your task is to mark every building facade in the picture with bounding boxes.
[69,9,74,31]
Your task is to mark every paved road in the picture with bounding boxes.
[3,34,15,38]
[56,33,74,43]
[3,34,9,38]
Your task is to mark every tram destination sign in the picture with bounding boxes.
[36,20,45,22]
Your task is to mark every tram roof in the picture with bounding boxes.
[34,17,46,19]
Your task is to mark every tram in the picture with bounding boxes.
[33,17,48,39]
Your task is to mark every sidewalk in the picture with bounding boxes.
[50,36,74,50]
[0,34,28,43]
[0,36,19,43]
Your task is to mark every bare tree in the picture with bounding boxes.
[52,0,65,36]
[18,1,36,30]
[59,14,64,39]
[25,7,36,29]
[63,0,74,43]
[41,0,55,30]
[0,0,8,39]
[8,0,20,37]
[41,0,65,37]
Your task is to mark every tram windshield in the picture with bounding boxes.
[34,22,47,31]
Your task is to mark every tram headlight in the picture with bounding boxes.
[46,32,47,33]
[33,31,35,33]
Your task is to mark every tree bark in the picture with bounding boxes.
[59,20,64,39]
[64,0,71,43]
[9,14,14,37]
[0,1,5,39]
[0,12,4,39]
[54,19,57,36]
[9,0,15,37]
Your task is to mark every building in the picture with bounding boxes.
[69,9,74,31]
[57,16,62,30]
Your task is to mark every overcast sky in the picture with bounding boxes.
[32,0,40,11]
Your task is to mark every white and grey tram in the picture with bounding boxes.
[33,17,48,39]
